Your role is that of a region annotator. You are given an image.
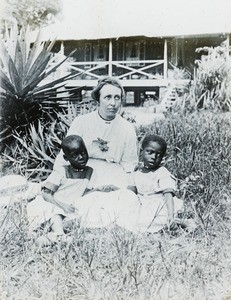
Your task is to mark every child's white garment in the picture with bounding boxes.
[43,166,94,205]
[126,166,183,233]
[27,166,94,230]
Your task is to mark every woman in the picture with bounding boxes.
[25,78,138,239]
[54,76,138,189]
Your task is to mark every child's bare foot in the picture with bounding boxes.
[175,217,198,232]
[35,233,71,247]
[35,235,53,247]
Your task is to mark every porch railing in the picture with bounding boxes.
[67,59,165,80]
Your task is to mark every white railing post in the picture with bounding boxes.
[108,40,113,76]
[164,39,168,81]
[60,41,64,55]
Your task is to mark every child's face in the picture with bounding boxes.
[141,141,164,170]
[63,141,88,169]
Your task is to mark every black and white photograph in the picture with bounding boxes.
[0,0,231,299]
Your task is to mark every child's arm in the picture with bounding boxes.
[163,192,174,225]
[126,171,137,194]
[42,188,75,214]
[41,168,74,213]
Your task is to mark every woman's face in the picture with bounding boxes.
[98,84,122,120]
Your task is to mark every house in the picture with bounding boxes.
[36,0,231,106]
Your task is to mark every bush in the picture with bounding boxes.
[179,43,231,111]
[1,101,97,179]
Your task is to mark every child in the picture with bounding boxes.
[127,134,183,233]
[27,135,94,243]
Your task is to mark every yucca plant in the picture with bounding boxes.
[0,22,82,141]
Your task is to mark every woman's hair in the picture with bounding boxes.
[141,134,167,156]
[61,135,86,155]
[91,76,125,102]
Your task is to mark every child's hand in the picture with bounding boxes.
[105,184,119,191]
[42,190,75,214]
[169,221,179,231]
[163,220,178,231]
[168,216,174,225]
[61,203,75,214]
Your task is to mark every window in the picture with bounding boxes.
[94,43,106,61]
[85,43,91,61]
[84,43,92,69]
[140,41,145,61]
[126,91,135,104]
[117,41,124,61]
[126,41,145,66]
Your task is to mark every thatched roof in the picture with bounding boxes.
[35,0,231,41]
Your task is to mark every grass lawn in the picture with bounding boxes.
[0,110,231,300]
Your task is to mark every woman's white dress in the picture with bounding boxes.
[53,111,138,188]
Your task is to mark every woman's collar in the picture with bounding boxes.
[97,111,116,123]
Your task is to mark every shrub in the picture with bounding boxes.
[1,101,97,179]
[183,43,231,111]
[2,120,64,180]
[169,43,231,113]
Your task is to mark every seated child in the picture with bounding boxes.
[27,134,94,243]
[127,133,183,233]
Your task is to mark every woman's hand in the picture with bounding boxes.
[93,184,119,192]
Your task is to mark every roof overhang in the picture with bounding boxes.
[31,0,231,42]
